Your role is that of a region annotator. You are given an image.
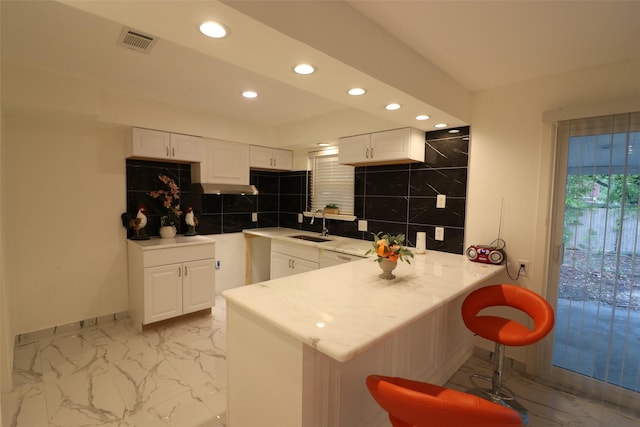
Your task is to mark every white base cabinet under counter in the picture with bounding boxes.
[127,236,215,329]
[270,240,319,279]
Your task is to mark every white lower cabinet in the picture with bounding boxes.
[270,240,319,279]
[128,238,215,329]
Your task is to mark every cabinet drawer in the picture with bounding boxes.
[271,240,320,263]
[143,244,215,267]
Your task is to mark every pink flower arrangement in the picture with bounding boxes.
[149,175,182,226]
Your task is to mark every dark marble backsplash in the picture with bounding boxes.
[125,126,469,254]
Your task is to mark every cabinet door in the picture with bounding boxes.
[249,145,274,169]
[131,128,171,159]
[270,251,293,279]
[290,256,319,275]
[170,134,203,162]
[144,264,182,324]
[272,148,293,170]
[370,128,413,161]
[270,251,319,279]
[338,134,371,164]
[199,139,250,185]
[182,259,215,314]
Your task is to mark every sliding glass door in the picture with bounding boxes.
[547,112,640,409]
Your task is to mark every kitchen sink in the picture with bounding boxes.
[288,234,332,243]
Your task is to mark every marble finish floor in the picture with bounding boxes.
[3,296,639,426]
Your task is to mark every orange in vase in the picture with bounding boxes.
[377,239,389,257]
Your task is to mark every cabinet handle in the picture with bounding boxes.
[370,147,374,158]
[365,148,369,158]
[172,147,175,157]
[178,266,181,277]
[291,259,295,269]
[273,158,276,167]
[184,266,188,276]
[166,146,170,157]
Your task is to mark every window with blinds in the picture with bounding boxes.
[310,152,354,214]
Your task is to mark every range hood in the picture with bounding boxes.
[191,183,259,195]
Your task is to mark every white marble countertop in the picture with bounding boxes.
[127,235,215,250]
[243,227,373,257]
[223,247,502,363]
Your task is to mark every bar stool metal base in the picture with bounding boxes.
[468,375,529,426]
[466,343,529,426]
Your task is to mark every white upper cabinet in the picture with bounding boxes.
[169,133,205,162]
[338,128,425,166]
[192,138,250,185]
[250,145,293,171]
[128,127,203,162]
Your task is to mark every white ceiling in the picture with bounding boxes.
[2,0,640,145]
[349,1,640,92]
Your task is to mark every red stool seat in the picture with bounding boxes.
[366,375,522,427]
[462,284,554,346]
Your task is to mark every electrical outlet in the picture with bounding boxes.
[518,259,530,277]
[435,227,444,241]
[436,194,446,208]
[251,212,258,222]
[358,220,368,232]
[298,213,303,223]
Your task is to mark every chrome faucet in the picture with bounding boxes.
[310,209,329,236]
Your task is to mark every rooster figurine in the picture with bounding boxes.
[185,206,198,236]
[126,206,149,240]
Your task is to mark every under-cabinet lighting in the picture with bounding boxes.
[199,21,228,38]
[317,143,330,147]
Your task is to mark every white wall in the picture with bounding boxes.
[466,58,640,367]
[0,13,12,392]
[3,113,129,334]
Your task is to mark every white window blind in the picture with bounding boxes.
[310,152,354,215]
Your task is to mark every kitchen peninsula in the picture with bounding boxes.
[223,241,502,427]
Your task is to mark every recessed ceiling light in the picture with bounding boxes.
[385,103,401,111]
[293,64,315,75]
[347,88,366,96]
[416,115,430,121]
[434,123,448,128]
[448,129,460,134]
[199,21,228,38]
[242,91,258,99]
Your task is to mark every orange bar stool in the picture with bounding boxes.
[461,284,554,425]
[366,375,523,427]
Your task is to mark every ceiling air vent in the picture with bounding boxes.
[117,27,158,53]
